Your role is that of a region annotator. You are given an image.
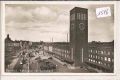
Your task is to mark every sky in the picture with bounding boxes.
[5,4,114,42]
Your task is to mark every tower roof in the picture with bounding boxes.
[5,34,12,42]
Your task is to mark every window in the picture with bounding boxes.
[101,51,104,54]
[108,58,111,62]
[105,57,107,61]
[104,51,106,54]
[101,57,103,60]
[98,56,100,59]
[89,54,90,57]
[71,14,75,21]
[98,61,101,64]
[81,13,84,20]
[96,50,98,53]
[83,14,86,20]
[96,55,97,59]
[77,13,81,20]
[108,52,110,55]
[89,59,91,61]
[91,50,92,53]
[108,64,110,67]
[91,59,93,62]
[67,50,69,53]
[66,54,67,58]
[91,55,92,58]
[98,51,100,54]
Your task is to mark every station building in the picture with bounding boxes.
[43,7,114,72]
[5,7,114,73]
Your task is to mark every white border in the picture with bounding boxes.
[1,1,117,76]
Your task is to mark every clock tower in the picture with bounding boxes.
[70,7,88,68]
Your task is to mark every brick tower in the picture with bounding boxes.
[70,7,88,68]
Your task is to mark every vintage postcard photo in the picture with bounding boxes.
[1,1,115,75]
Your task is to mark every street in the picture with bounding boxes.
[8,47,91,73]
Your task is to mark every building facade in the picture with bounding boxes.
[43,41,114,72]
[5,34,21,53]
[43,42,73,64]
[86,41,114,72]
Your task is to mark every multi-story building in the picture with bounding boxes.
[43,41,114,72]
[5,34,22,70]
[5,34,21,53]
[5,34,33,53]
[86,41,114,72]
[43,42,73,64]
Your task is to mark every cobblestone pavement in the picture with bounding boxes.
[7,49,90,73]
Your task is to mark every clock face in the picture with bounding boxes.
[79,23,85,31]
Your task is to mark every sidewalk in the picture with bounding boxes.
[85,65,103,73]
[52,57,65,65]
[8,57,19,71]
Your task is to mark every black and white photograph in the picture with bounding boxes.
[4,3,114,73]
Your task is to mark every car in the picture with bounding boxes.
[87,68,98,73]
[63,64,67,67]
[60,58,65,62]
[48,57,53,60]
[40,60,56,70]
[80,66,83,68]
[47,62,56,70]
